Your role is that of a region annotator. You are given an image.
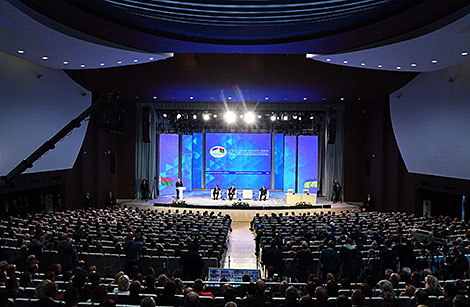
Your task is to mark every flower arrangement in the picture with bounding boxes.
[295,201,312,207]
[171,199,187,205]
[232,202,250,208]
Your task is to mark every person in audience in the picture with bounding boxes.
[278,286,300,307]
[228,184,237,201]
[90,284,108,304]
[236,274,251,298]
[293,241,313,282]
[180,243,205,280]
[143,274,159,295]
[184,290,200,307]
[453,294,470,307]
[113,275,130,295]
[123,233,146,275]
[394,236,415,271]
[156,280,181,306]
[63,287,80,307]
[141,297,156,307]
[336,295,352,307]
[424,274,442,296]
[262,239,283,278]
[194,278,215,299]
[320,241,340,279]
[244,279,273,307]
[435,284,458,307]
[314,286,329,307]
[32,279,61,307]
[57,234,78,272]
[449,245,469,279]
[412,289,429,307]
[351,289,365,307]
[213,185,221,200]
[379,240,398,275]
[340,238,361,282]
[400,284,416,297]
[117,280,142,305]
[389,273,400,288]
[259,186,268,201]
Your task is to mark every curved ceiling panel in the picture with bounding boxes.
[79,0,417,42]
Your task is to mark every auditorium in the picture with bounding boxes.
[0,0,470,306]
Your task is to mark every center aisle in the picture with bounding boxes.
[222,221,258,269]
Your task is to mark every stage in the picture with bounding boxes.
[121,190,360,222]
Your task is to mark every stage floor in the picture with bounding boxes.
[123,189,355,209]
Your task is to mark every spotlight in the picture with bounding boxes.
[257,115,262,119]
[270,115,276,121]
[213,114,218,118]
[192,114,197,120]
[203,114,210,121]
[292,115,297,119]
[283,115,288,121]
[310,116,314,120]
[176,114,182,120]
[163,113,167,118]
[244,112,256,123]
[224,111,236,123]
[298,117,302,121]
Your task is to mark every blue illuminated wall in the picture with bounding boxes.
[297,136,318,194]
[192,133,203,189]
[158,134,179,195]
[274,134,284,190]
[205,133,271,189]
[283,136,297,192]
[182,135,192,191]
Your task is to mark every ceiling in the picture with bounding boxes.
[13,0,469,54]
[66,53,416,103]
[0,0,172,69]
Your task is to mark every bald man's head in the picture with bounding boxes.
[184,291,200,307]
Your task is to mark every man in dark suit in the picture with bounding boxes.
[363,193,374,211]
[212,185,221,200]
[245,280,273,307]
[259,186,268,201]
[82,193,92,209]
[228,184,236,201]
[175,178,184,199]
[105,191,115,208]
[332,180,341,203]
[141,179,150,200]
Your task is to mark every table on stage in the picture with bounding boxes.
[285,193,317,205]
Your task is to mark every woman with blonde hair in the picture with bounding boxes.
[424,275,442,296]
[112,274,130,294]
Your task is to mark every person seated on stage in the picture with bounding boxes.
[228,184,236,201]
[175,178,184,200]
[259,185,268,201]
[212,185,221,200]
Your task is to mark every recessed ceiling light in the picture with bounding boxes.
[265,97,269,100]
[431,59,438,64]
[396,66,402,70]
[360,63,366,66]
[100,63,105,66]
[133,59,138,63]
[228,96,232,100]
[149,57,154,60]
[340,97,344,101]
[321,97,326,101]
[257,115,262,119]
[410,63,417,67]
[153,96,157,100]
[80,64,85,68]
[17,49,24,54]
[461,51,468,56]
[303,97,307,101]
[117,61,122,64]
[189,96,194,100]
[377,64,383,68]
[343,60,348,64]
[326,58,331,62]
[63,61,68,65]
[42,56,48,60]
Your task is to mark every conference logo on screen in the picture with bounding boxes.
[210,146,227,158]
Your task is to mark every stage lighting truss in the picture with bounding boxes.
[155,111,321,135]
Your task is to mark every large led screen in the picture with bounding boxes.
[158,134,179,195]
[205,133,271,189]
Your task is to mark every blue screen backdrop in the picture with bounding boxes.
[274,133,284,190]
[182,135,192,191]
[205,133,271,189]
[283,136,297,192]
[158,134,179,195]
[192,133,203,189]
[297,136,318,194]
